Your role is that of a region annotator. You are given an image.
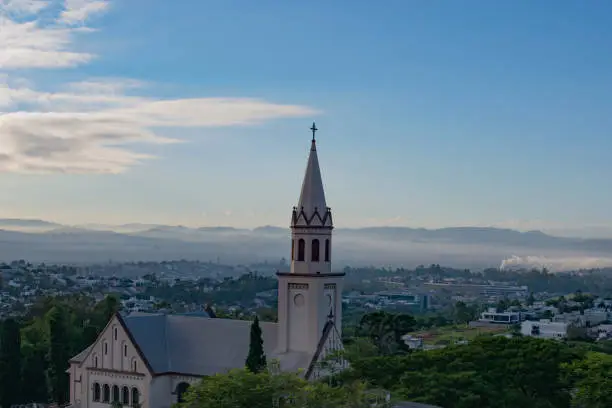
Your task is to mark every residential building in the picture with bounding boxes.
[521,319,568,340]
[479,308,521,324]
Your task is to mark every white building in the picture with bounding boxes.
[479,308,521,324]
[67,125,346,408]
[553,309,609,327]
[521,319,568,340]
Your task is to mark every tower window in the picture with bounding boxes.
[311,239,320,262]
[325,239,330,262]
[297,239,305,261]
[291,239,295,261]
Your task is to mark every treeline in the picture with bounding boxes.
[344,264,612,295]
[341,335,612,408]
[141,272,277,306]
[179,310,612,408]
[0,294,119,406]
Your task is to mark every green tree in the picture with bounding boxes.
[245,316,267,373]
[21,343,48,403]
[563,352,612,408]
[345,336,580,408]
[357,311,416,355]
[178,368,390,408]
[46,306,70,405]
[93,294,120,327]
[526,292,536,306]
[0,318,22,407]
[453,301,477,325]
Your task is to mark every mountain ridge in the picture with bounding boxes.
[1,218,612,271]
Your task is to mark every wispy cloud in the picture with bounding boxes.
[0,78,316,174]
[0,1,105,69]
[0,1,317,174]
[59,0,109,25]
[1,0,50,14]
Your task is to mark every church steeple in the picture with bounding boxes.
[292,122,333,229]
[275,122,344,359]
[290,123,333,275]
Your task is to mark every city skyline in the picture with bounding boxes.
[2,1,612,233]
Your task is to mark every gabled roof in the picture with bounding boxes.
[69,345,93,364]
[296,138,328,221]
[119,313,278,376]
[304,319,345,380]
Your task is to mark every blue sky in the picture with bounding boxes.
[2,0,612,231]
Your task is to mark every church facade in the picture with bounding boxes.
[67,124,345,408]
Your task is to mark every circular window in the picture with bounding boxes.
[294,293,305,307]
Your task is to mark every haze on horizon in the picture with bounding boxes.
[2,1,612,237]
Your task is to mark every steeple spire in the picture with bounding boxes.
[296,123,327,221]
[310,122,318,142]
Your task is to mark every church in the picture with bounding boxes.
[67,124,346,408]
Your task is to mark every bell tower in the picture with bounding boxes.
[276,123,344,356]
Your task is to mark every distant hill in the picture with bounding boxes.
[0,218,62,231]
[1,219,612,271]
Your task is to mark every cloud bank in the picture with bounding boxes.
[0,1,316,174]
[500,255,612,272]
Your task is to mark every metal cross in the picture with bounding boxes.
[310,122,318,141]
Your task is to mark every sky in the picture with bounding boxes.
[2,0,612,232]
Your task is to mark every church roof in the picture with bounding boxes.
[296,130,327,219]
[119,312,278,376]
[69,345,93,363]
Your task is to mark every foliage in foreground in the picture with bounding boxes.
[177,368,391,408]
[0,294,120,404]
[245,316,267,373]
[342,335,612,408]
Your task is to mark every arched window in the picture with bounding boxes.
[123,342,128,357]
[103,341,108,355]
[325,239,330,262]
[176,382,190,403]
[93,353,99,368]
[311,239,320,262]
[122,386,130,405]
[93,383,101,401]
[113,326,118,340]
[112,385,120,402]
[131,388,140,406]
[102,384,110,402]
[131,357,137,372]
[291,239,295,261]
[297,239,305,261]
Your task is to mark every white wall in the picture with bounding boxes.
[521,320,568,339]
[148,375,201,408]
[70,315,151,408]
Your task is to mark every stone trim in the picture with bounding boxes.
[88,367,146,380]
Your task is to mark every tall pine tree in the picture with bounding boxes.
[21,343,49,403]
[47,306,70,405]
[245,316,267,373]
[0,318,22,407]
